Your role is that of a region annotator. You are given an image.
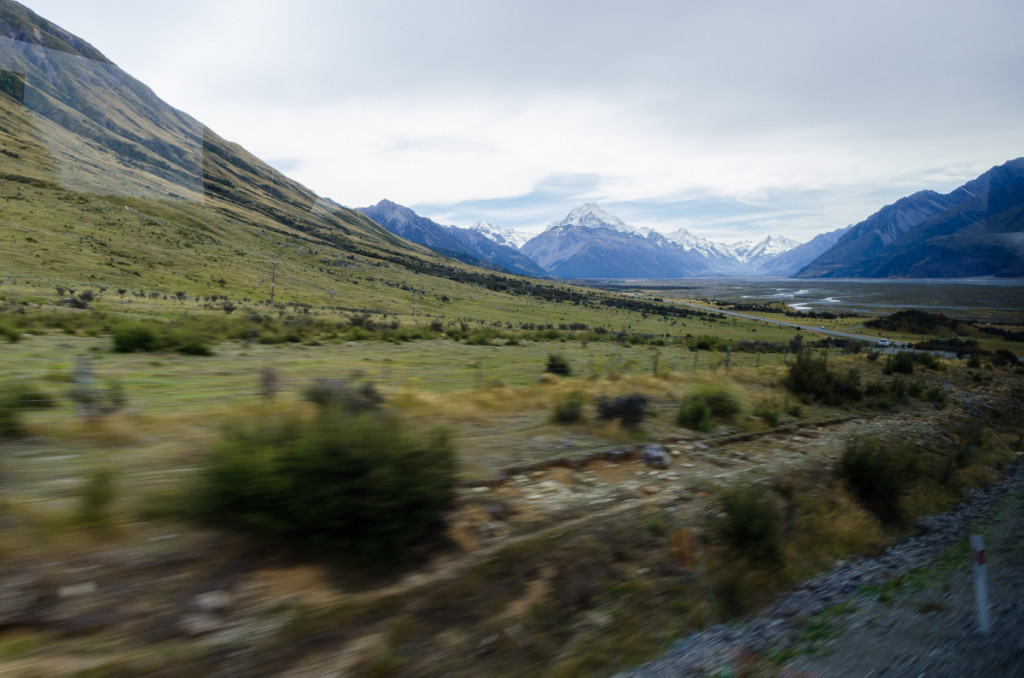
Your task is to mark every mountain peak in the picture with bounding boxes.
[548,203,637,234]
[466,220,530,248]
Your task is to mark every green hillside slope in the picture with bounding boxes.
[0,0,484,306]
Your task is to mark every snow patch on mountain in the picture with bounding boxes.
[464,220,531,249]
[522,204,805,278]
[545,203,651,236]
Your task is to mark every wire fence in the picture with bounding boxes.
[1,350,802,407]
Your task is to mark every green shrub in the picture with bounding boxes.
[702,386,742,420]
[79,468,116,527]
[837,436,919,525]
[924,387,947,406]
[883,352,916,375]
[552,391,585,424]
[464,332,493,346]
[906,380,923,399]
[784,351,861,405]
[303,376,383,412]
[172,329,213,356]
[197,410,456,563]
[677,386,742,431]
[677,398,712,432]
[0,381,55,438]
[885,351,944,375]
[9,383,56,410]
[112,322,164,352]
[0,389,24,438]
[713,484,782,563]
[754,407,780,427]
[992,349,1019,368]
[0,323,19,343]
[596,393,647,428]
[545,353,572,376]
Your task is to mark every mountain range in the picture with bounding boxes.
[1,0,1021,288]
[519,203,805,278]
[356,200,547,277]
[359,200,815,278]
[794,158,1024,278]
[364,156,1024,279]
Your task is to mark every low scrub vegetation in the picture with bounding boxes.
[676,385,742,432]
[595,393,648,428]
[837,437,920,524]
[112,320,212,355]
[545,352,572,376]
[883,350,943,375]
[0,381,57,438]
[196,408,456,563]
[713,484,783,564]
[783,351,861,404]
[552,390,586,424]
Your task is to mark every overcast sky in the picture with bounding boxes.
[22,0,1024,242]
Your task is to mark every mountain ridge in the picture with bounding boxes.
[357,200,548,277]
[796,158,1024,278]
[518,203,803,278]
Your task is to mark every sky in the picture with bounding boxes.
[20,0,1024,243]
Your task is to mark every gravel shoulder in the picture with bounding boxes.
[617,455,1024,678]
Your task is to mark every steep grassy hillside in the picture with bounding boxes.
[0,0,469,305]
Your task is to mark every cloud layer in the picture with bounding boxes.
[25,0,1024,241]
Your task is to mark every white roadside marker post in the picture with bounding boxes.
[971,534,991,634]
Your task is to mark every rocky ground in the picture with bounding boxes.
[616,455,1024,678]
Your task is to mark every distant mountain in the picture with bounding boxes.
[357,200,547,277]
[467,220,531,249]
[756,227,849,276]
[796,158,1024,278]
[731,234,802,267]
[519,203,801,278]
[660,227,749,274]
[519,204,712,278]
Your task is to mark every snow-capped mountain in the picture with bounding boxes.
[729,234,802,266]
[357,200,547,277]
[521,204,719,278]
[755,227,849,276]
[465,221,532,249]
[549,203,646,235]
[359,200,812,279]
[520,204,801,278]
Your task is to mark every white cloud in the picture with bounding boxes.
[20,0,1024,242]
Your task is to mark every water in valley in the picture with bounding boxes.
[610,278,1024,321]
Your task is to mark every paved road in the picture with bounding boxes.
[674,300,891,345]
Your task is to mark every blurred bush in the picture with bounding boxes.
[545,353,572,376]
[596,393,647,428]
[837,436,919,525]
[197,409,456,563]
[713,484,782,564]
[552,390,585,424]
[303,375,383,412]
[784,351,861,405]
[677,385,742,431]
